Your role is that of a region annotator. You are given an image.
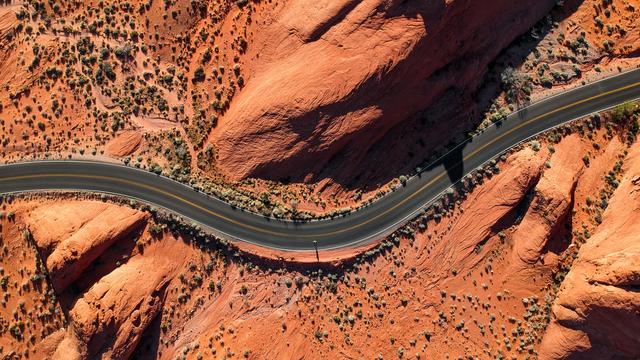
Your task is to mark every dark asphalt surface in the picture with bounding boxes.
[1,69,639,250]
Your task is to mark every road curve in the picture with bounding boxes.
[1,69,640,250]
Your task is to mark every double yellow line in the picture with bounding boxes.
[1,81,639,241]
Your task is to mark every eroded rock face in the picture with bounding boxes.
[214,0,556,182]
[422,148,546,275]
[539,146,640,360]
[105,131,143,158]
[28,202,148,292]
[511,136,585,266]
[23,201,194,360]
[69,252,173,360]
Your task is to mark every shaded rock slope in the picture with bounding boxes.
[539,144,640,360]
[214,0,556,183]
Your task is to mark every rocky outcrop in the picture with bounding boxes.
[23,200,188,360]
[27,202,111,255]
[511,136,584,266]
[214,0,556,182]
[40,202,146,292]
[105,131,143,158]
[69,253,173,360]
[423,148,546,273]
[539,145,640,359]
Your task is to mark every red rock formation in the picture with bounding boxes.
[539,145,640,360]
[214,0,556,182]
[511,136,584,266]
[22,201,192,359]
[28,202,147,292]
[69,247,173,359]
[106,131,143,158]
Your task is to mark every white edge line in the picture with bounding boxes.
[318,97,640,251]
[5,98,636,252]
[3,70,639,225]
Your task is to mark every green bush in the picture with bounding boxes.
[193,66,205,82]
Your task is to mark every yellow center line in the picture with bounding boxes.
[1,81,639,240]
[314,80,640,236]
[463,81,640,162]
[0,173,292,237]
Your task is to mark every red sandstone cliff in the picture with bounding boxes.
[539,144,640,360]
[214,0,556,182]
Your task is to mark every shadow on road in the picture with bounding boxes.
[440,145,465,184]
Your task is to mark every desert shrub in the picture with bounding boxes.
[193,66,205,82]
[539,76,553,88]
[611,101,636,123]
[114,43,133,59]
[399,175,408,186]
[149,224,163,236]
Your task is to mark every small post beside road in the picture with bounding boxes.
[313,240,319,262]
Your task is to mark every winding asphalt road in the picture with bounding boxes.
[1,69,639,250]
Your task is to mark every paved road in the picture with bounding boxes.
[1,69,639,250]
